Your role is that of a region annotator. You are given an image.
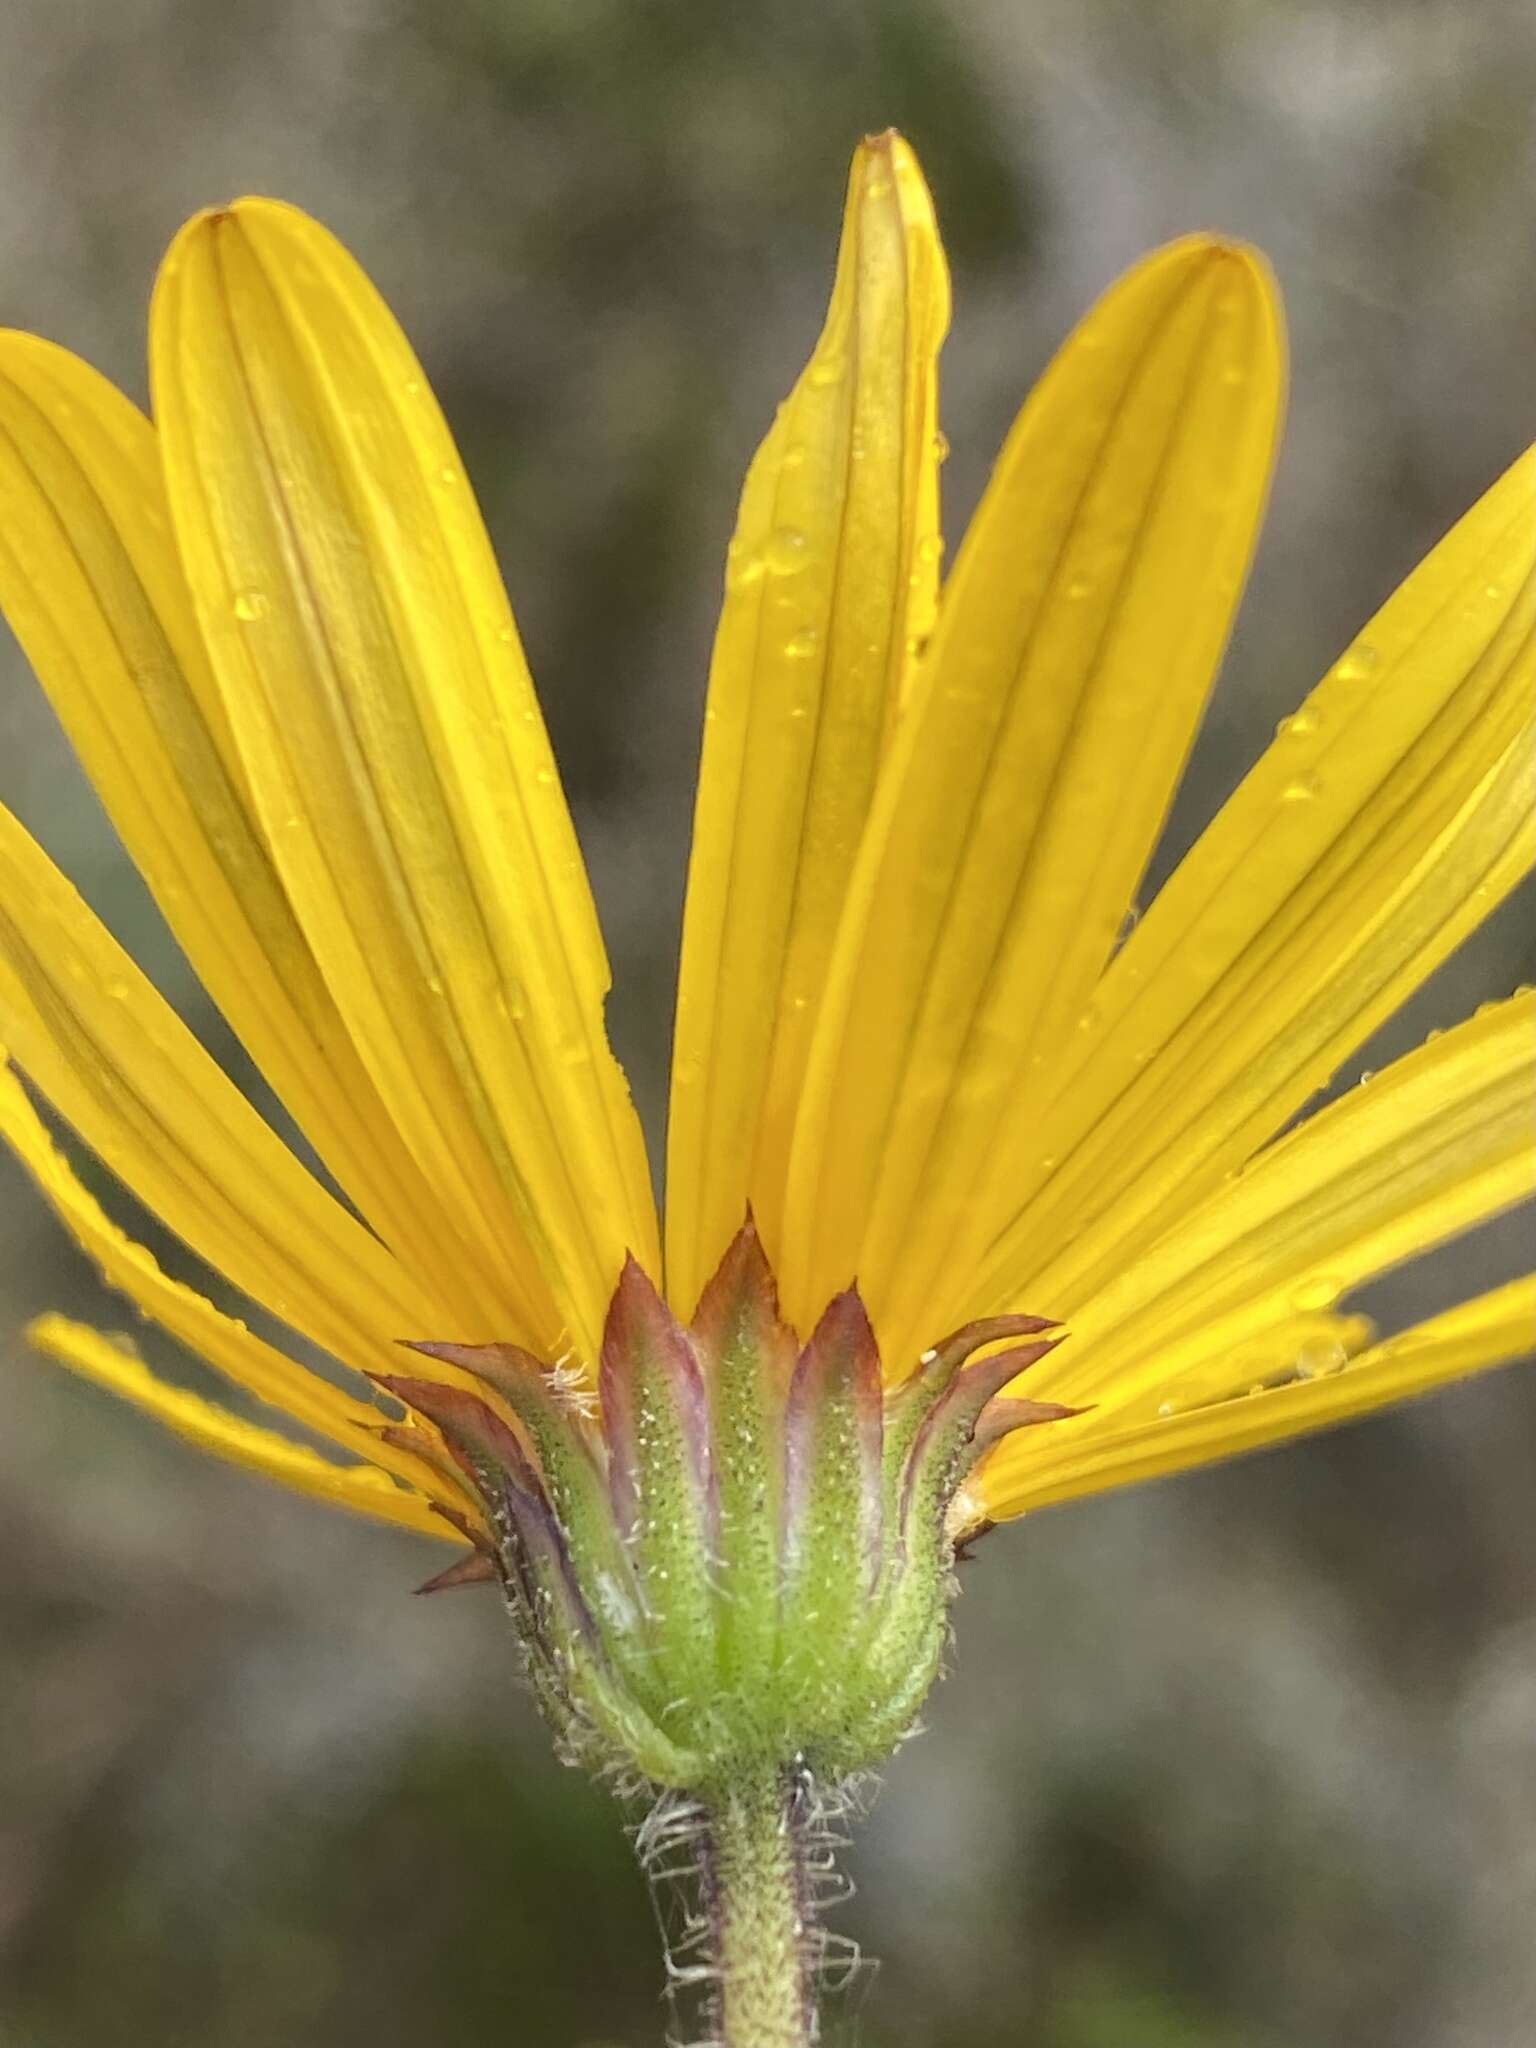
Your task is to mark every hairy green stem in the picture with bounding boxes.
[701,1770,815,2047]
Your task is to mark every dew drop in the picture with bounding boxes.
[1220,363,1247,386]
[1276,706,1319,739]
[1281,774,1321,803]
[784,627,820,660]
[535,767,556,787]
[1066,575,1093,601]
[932,430,950,463]
[403,376,423,396]
[1156,1400,1175,1418]
[725,540,765,591]
[232,588,269,622]
[437,464,457,486]
[1358,1068,1376,1086]
[1334,643,1380,682]
[764,526,809,574]
[782,442,808,470]
[1295,1337,1347,1380]
[917,533,945,566]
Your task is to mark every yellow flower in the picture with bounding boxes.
[0,132,1531,1570]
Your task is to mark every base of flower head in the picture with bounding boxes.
[376,1218,1070,1793]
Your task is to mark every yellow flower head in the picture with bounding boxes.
[0,132,1531,1582]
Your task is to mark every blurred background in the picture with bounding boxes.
[2,2,1534,2042]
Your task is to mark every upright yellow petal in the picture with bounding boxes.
[151,201,656,1364]
[968,445,1536,1329]
[0,334,512,1330]
[665,133,949,1316]
[780,237,1284,1355]
[30,1315,464,1542]
[973,1275,1536,1522]
[0,806,437,1373]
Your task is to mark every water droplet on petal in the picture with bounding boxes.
[1334,644,1380,682]
[1276,706,1319,739]
[917,534,945,566]
[1295,1338,1347,1380]
[1066,575,1093,601]
[785,627,819,660]
[1281,774,1321,803]
[764,527,808,574]
[932,430,950,463]
[232,588,269,622]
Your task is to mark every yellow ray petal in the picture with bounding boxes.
[665,133,950,1316]
[151,199,656,1363]
[970,444,1536,1330]
[1020,989,1536,1411]
[0,1059,472,1515]
[0,333,507,1331]
[779,235,1284,1356]
[29,1313,462,1542]
[973,1275,1536,1522]
[0,805,440,1374]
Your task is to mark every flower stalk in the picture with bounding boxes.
[699,1768,815,2048]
